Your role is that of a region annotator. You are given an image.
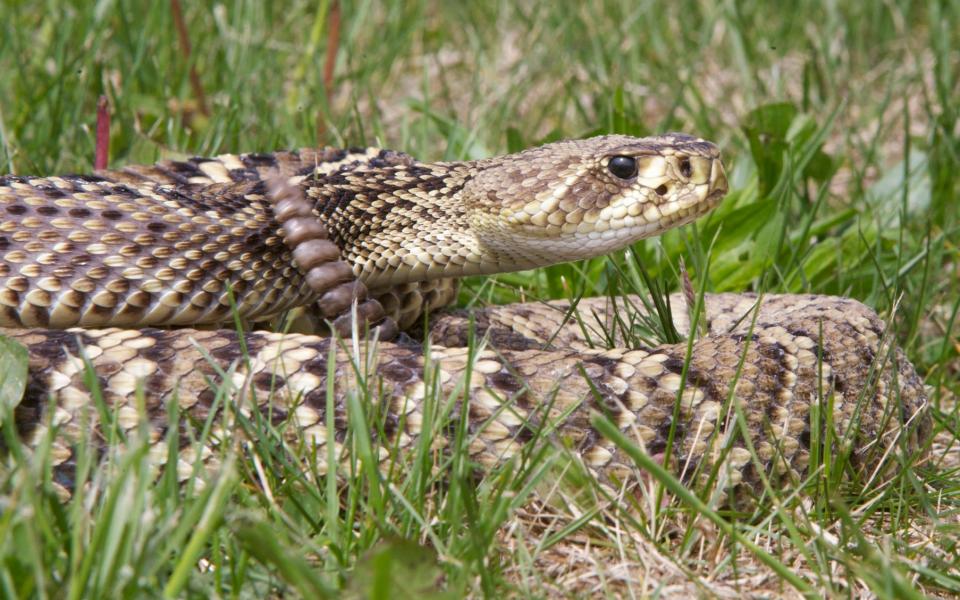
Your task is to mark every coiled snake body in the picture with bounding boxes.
[0,134,927,494]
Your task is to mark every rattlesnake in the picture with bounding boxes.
[0,134,928,495]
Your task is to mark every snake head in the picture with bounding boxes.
[466,133,728,269]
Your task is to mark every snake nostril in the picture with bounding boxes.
[679,157,692,178]
[655,184,669,196]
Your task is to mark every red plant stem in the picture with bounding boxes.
[317,1,341,141]
[95,95,110,170]
[170,0,210,116]
[323,1,341,92]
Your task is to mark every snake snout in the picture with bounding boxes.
[708,156,728,200]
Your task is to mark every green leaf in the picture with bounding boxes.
[505,127,525,153]
[347,538,451,600]
[0,336,28,424]
[742,102,797,196]
[232,516,336,599]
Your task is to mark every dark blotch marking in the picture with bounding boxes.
[102,209,123,220]
[95,376,112,395]
[229,168,261,182]
[32,330,80,358]
[145,373,169,396]
[0,306,21,326]
[302,388,326,410]
[196,388,217,408]
[253,371,286,391]
[382,413,399,438]
[647,437,667,456]
[259,404,290,427]
[812,341,832,362]
[302,355,329,376]
[663,356,687,374]
[867,322,884,339]
[367,157,392,169]
[51,463,79,492]
[739,462,758,483]
[110,184,141,198]
[243,231,264,249]
[369,150,412,169]
[68,173,107,183]
[142,344,175,364]
[513,423,538,444]
[68,207,92,218]
[684,366,722,402]
[443,416,463,442]
[319,148,348,164]
[586,355,620,371]
[417,177,446,192]
[488,371,523,395]
[397,354,423,372]
[333,414,351,443]
[485,329,540,351]
[151,187,210,213]
[799,428,811,449]
[654,418,684,454]
[5,204,27,215]
[8,373,57,440]
[36,205,59,216]
[243,153,279,167]
[833,377,846,394]
[210,343,244,363]
[34,185,67,199]
[787,328,830,362]
[147,221,168,232]
[379,362,413,383]
[330,185,358,209]
[168,160,198,175]
[592,388,625,415]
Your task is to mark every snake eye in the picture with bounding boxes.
[607,155,638,180]
[679,157,692,178]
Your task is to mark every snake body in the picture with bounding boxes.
[0,134,928,494]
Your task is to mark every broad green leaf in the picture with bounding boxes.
[0,335,28,423]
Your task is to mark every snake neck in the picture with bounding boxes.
[305,162,514,289]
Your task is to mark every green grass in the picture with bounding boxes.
[1,0,958,597]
